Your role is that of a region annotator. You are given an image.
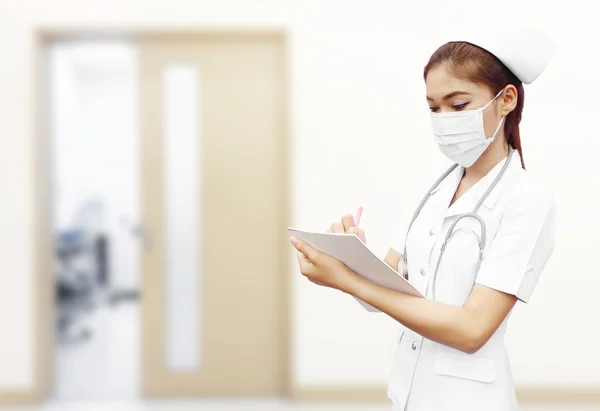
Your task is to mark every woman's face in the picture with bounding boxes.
[425,64,503,140]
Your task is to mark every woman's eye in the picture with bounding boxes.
[452,102,469,110]
[429,106,439,113]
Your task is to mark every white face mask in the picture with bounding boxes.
[430,89,504,167]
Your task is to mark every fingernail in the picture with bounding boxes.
[290,236,297,245]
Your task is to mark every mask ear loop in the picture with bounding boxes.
[482,88,506,142]
[480,88,505,111]
[488,117,505,142]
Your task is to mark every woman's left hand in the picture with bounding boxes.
[290,236,356,291]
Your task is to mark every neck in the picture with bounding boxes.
[464,137,510,179]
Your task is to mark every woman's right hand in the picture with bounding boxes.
[328,214,366,243]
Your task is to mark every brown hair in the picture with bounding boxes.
[424,42,526,169]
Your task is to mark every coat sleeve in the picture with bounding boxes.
[475,187,556,303]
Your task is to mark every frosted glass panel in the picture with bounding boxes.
[164,65,201,371]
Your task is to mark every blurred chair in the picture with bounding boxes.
[55,228,97,344]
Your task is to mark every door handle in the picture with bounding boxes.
[133,224,153,252]
[121,217,152,252]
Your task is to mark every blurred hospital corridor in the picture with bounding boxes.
[1,1,600,410]
[50,41,142,400]
[46,35,288,402]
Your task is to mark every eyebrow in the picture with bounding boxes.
[426,91,472,102]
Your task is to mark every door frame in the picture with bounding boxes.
[11,27,292,405]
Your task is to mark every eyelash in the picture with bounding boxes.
[429,102,470,113]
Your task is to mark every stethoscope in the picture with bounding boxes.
[402,147,514,300]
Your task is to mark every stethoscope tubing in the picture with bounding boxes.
[402,147,514,300]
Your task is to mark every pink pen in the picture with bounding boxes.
[354,206,363,228]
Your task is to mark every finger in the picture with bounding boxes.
[297,250,311,264]
[347,226,366,243]
[290,237,318,261]
[341,214,355,232]
[297,253,313,276]
[330,222,344,233]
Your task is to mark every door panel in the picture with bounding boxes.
[140,32,287,397]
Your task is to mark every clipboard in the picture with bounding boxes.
[288,228,424,311]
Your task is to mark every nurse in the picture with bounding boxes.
[289,20,557,411]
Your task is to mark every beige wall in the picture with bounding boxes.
[0,0,598,394]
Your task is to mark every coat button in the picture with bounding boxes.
[420,268,427,276]
[429,228,436,236]
[411,341,417,351]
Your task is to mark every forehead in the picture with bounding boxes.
[425,64,486,100]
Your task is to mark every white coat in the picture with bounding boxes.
[388,151,556,411]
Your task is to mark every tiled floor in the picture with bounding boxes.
[1,400,599,411]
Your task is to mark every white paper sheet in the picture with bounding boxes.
[288,228,424,311]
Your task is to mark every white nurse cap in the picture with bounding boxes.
[448,20,558,84]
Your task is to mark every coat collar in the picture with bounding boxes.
[432,150,523,218]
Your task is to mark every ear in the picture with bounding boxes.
[500,85,518,116]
